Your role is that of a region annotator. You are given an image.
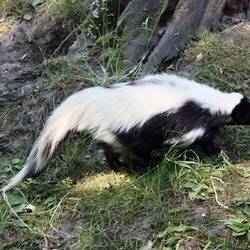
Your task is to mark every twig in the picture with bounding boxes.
[2,190,34,232]
[210,176,228,209]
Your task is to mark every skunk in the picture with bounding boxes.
[2,74,250,191]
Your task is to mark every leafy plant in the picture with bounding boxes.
[183,30,250,93]
[232,196,250,217]
[6,195,27,213]
[155,222,199,246]
[224,217,250,241]
[1,158,24,187]
[12,0,43,20]
[184,178,210,200]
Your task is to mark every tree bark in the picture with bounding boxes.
[119,0,169,70]
[81,0,248,74]
[141,0,226,75]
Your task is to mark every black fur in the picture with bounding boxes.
[106,100,239,170]
[231,97,250,125]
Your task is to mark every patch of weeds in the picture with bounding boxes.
[0,0,25,14]
[1,147,250,249]
[219,126,250,161]
[183,30,250,93]
[81,0,122,38]
[70,173,143,248]
[0,158,24,187]
[49,0,134,77]
[148,150,250,248]
[224,217,250,239]
[16,0,43,20]
[155,222,199,248]
[3,194,27,213]
[1,0,83,23]
[38,22,129,90]
[0,13,15,34]
[77,29,129,84]
[47,0,86,26]
[58,131,92,166]
[183,176,210,201]
[0,0,44,20]
[70,152,182,248]
[232,196,250,217]
[222,196,250,247]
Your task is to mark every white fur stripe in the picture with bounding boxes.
[164,128,206,147]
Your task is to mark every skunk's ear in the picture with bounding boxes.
[232,97,250,125]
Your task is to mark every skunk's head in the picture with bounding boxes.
[231,96,250,125]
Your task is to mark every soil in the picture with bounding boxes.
[0,12,74,158]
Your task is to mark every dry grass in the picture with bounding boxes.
[0,0,25,13]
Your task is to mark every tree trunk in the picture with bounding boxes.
[119,0,170,70]
[141,0,227,75]
[76,0,249,74]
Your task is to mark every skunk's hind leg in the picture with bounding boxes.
[103,144,128,171]
[103,144,152,172]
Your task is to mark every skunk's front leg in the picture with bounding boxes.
[200,127,221,157]
[201,142,221,157]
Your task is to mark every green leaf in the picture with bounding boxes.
[8,195,26,206]
[203,240,212,250]
[32,0,42,7]
[166,236,180,245]
[224,218,250,230]
[184,182,197,189]
[169,205,189,214]
[23,13,32,21]
[224,217,244,224]
[177,162,192,168]
[212,170,223,178]
[232,196,249,204]
[11,158,20,165]
[225,224,247,233]
[156,230,167,238]
[43,196,56,207]
[196,183,208,192]
[243,205,250,216]
[188,191,197,200]
[168,224,198,233]
[214,183,225,192]
[12,203,26,213]
[247,232,250,242]
[10,219,27,228]
[232,231,246,237]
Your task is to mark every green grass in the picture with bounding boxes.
[0,0,85,23]
[1,150,249,249]
[183,30,250,94]
[0,3,250,249]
